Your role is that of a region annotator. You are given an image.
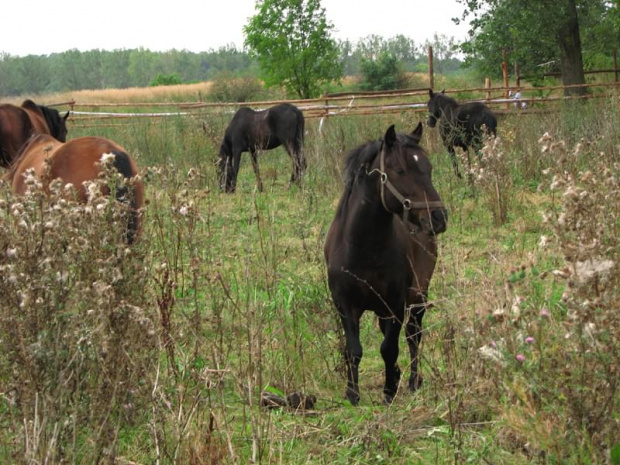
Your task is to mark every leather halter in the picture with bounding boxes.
[370,144,445,223]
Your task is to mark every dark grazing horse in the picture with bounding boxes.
[0,100,69,168]
[324,123,447,405]
[218,103,305,193]
[427,89,497,178]
[5,134,143,244]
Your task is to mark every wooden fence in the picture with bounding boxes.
[54,47,620,128]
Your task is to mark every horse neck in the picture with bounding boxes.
[339,174,396,247]
[439,99,458,122]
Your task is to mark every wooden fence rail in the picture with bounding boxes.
[60,79,619,127]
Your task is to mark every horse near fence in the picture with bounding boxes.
[324,122,447,405]
[0,100,69,168]
[427,89,497,178]
[218,102,305,193]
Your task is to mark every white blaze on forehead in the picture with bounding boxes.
[413,154,419,162]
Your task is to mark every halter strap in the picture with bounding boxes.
[372,146,444,223]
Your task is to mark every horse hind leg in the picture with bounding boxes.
[110,150,140,245]
[379,316,403,404]
[285,142,306,186]
[250,149,264,192]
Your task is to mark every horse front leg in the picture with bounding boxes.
[405,302,426,391]
[249,149,264,192]
[447,145,462,179]
[379,315,403,404]
[340,311,363,405]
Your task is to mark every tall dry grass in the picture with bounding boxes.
[0,88,619,463]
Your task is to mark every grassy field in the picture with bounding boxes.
[0,86,619,464]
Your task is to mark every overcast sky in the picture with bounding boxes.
[1,0,470,57]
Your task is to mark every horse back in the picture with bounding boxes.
[456,102,497,135]
[9,134,63,194]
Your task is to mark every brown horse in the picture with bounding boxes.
[325,123,447,405]
[6,134,143,244]
[0,100,69,167]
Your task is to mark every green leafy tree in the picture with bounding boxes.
[359,52,408,91]
[455,0,617,95]
[244,0,343,99]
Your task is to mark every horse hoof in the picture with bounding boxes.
[383,393,395,405]
[345,392,360,406]
[409,375,423,392]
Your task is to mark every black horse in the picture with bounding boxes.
[324,123,447,405]
[218,103,306,193]
[427,89,497,178]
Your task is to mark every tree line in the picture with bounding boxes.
[0,34,460,98]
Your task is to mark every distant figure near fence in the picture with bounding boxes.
[217,103,306,193]
[426,89,497,178]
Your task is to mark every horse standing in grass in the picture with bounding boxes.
[6,134,143,244]
[324,123,447,405]
[0,100,69,167]
[427,89,497,178]
[218,103,305,193]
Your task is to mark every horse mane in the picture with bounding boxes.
[434,92,459,109]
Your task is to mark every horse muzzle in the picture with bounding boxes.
[430,208,448,234]
[414,207,447,235]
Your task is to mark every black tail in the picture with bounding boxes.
[111,150,139,245]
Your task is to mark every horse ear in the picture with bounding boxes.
[384,125,397,147]
[411,122,423,143]
[63,111,70,121]
[428,89,434,99]
[441,89,446,94]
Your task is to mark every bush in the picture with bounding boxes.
[149,72,183,87]
[209,72,263,102]
[0,167,158,462]
[359,52,409,91]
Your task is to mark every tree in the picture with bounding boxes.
[244,0,342,99]
[455,0,616,95]
[359,52,407,91]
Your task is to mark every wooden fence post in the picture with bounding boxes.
[428,46,434,90]
[502,49,510,109]
[485,78,491,103]
[614,49,618,83]
[515,61,520,87]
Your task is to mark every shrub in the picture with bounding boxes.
[149,72,183,87]
[359,52,409,91]
[0,165,158,462]
[209,72,263,102]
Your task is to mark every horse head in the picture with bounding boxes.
[376,124,447,235]
[37,105,69,142]
[426,89,440,128]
